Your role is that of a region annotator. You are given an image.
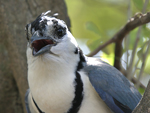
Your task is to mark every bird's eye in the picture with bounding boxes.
[56,27,66,38]
[57,28,63,37]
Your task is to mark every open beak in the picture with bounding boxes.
[31,36,57,56]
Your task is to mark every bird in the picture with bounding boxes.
[25,11,141,113]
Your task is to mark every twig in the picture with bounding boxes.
[87,12,150,57]
[88,38,115,57]
[127,0,149,80]
[132,58,140,77]
[121,68,146,89]
[127,26,142,80]
[131,77,146,89]
[136,39,150,89]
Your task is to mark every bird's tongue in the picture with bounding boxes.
[32,39,54,52]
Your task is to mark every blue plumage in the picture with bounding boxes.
[84,57,142,113]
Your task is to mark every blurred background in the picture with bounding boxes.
[65,0,150,91]
[0,0,150,112]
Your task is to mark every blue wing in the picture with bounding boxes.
[83,57,141,113]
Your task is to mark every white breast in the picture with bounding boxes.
[27,53,76,113]
[27,47,112,113]
[78,71,112,113]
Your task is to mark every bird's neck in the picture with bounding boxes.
[27,54,81,113]
[27,47,86,113]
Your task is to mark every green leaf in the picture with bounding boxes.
[142,25,150,38]
[138,87,145,95]
[101,52,115,66]
[132,0,144,11]
[86,38,101,51]
[129,28,143,50]
[85,21,101,36]
[137,48,143,60]
[144,55,150,74]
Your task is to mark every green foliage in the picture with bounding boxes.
[65,0,150,88]
[132,0,144,11]
[138,87,145,95]
[128,28,143,50]
[65,0,127,55]
[144,55,150,74]
[86,22,101,36]
[142,25,150,38]
[131,0,150,13]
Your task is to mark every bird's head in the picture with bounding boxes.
[25,11,79,63]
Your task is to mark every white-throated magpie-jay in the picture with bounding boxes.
[25,11,141,113]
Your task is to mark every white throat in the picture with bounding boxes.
[27,46,80,113]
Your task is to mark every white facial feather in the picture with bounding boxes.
[41,16,68,40]
[51,31,78,56]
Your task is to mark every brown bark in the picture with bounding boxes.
[0,0,70,113]
[132,81,150,113]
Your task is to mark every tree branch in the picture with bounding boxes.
[88,38,115,57]
[127,0,149,80]
[132,80,150,113]
[88,12,150,57]
[87,12,150,89]
[114,12,150,71]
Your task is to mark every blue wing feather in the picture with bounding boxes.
[95,87,125,113]
[84,57,141,113]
